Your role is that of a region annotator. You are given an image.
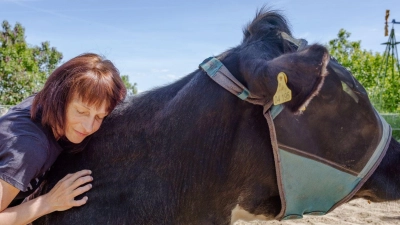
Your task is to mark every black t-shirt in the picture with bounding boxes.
[0,96,63,204]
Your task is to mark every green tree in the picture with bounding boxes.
[327,29,400,141]
[121,75,138,96]
[0,20,63,105]
[327,29,399,113]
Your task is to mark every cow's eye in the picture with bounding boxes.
[320,92,336,103]
[318,83,337,104]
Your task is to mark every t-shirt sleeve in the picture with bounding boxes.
[0,135,48,192]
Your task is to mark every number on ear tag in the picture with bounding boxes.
[273,72,292,105]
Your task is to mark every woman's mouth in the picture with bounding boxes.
[75,130,88,137]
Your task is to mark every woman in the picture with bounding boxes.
[0,53,127,224]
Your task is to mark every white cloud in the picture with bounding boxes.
[151,69,169,73]
[127,72,147,77]
[158,74,182,81]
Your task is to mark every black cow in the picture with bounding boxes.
[35,8,400,225]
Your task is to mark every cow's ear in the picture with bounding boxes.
[265,44,329,113]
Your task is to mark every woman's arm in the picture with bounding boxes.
[0,170,93,225]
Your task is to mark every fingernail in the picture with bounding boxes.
[88,170,92,174]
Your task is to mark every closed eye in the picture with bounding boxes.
[318,80,337,104]
[76,108,90,115]
[320,92,336,103]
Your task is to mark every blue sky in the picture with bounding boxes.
[1,0,399,92]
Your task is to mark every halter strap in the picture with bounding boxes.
[199,57,271,107]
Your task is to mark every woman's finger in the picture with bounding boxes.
[50,170,92,198]
[59,170,92,188]
[66,170,92,183]
[72,183,92,197]
[71,196,89,208]
[68,174,93,191]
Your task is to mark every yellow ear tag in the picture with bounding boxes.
[273,72,292,105]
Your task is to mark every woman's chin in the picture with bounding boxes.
[65,134,85,144]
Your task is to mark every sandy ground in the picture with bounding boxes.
[235,199,400,225]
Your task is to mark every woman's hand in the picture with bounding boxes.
[43,169,93,212]
[0,170,93,225]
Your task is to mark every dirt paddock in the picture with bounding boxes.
[235,199,400,225]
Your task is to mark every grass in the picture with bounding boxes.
[380,113,400,141]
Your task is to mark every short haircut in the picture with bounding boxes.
[31,53,127,137]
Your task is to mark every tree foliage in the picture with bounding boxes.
[0,20,63,105]
[0,21,138,105]
[121,75,138,96]
[327,29,399,113]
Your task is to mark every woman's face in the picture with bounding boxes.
[64,95,108,143]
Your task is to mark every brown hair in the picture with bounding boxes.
[31,53,127,137]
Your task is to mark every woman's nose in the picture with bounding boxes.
[81,118,95,133]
